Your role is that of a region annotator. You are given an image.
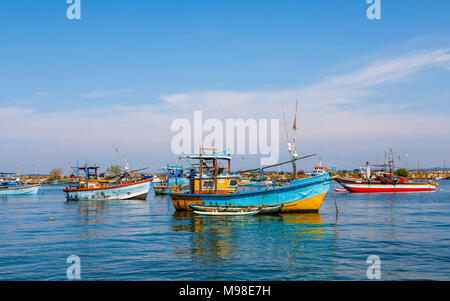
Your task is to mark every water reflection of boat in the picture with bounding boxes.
[278,213,323,225]
[170,209,335,272]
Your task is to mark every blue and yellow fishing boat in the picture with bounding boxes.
[169,150,331,213]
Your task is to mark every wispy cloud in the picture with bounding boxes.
[160,48,450,113]
[78,88,136,99]
[2,46,450,171]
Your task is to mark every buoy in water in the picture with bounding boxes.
[50,216,54,221]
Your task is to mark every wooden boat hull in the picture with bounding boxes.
[0,184,40,196]
[189,203,282,214]
[63,179,151,201]
[169,173,331,213]
[193,210,260,216]
[336,177,437,193]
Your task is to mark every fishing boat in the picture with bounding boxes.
[189,203,282,215]
[0,169,40,196]
[336,175,437,193]
[169,149,331,213]
[336,152,438,193]
[0,182,40,195]
[63,164,151,201]
[193,209,260,216]
[313,163,329,175]
[153,165,189,195]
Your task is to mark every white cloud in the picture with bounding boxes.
[2,48,450,171]
[78,89,136,99]
[161,93,191,104]
[159,49,450,114]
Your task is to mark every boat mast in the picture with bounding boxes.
[17,164,20,186]
[199,147,203,194]
[281,101,299,176]
[114,143,130,177]
[77,160,80,187]
[388,148,394,174]
[292,100,299,175]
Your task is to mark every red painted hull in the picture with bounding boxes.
[343,186,435,193]
[336,177,437,193]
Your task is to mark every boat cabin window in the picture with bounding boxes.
[202,180,215,189]
[228,179,238,187]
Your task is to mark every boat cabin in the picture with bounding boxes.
[70,165,109,189]
[178,149,240,194]
[0,172,19,188]
[161,165,188,186]
[313,166,329,175]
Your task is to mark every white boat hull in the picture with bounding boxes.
[0,184,41,196]
[63,180,151,201]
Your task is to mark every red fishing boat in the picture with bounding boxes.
[335,175,437,193]
[336,151,438,193]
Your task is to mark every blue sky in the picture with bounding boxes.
[1,0,450,174]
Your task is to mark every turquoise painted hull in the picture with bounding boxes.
[0,184,41,196]
[153,187,173,195]
[170,173,332,212]
[153,176,189,195]
[201,173,331,205]
[154,186,190,195]
[63,180,151,201]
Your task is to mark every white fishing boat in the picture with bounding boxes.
[0,184,40,196]
[63,164,151,201]
[0,168,41,196]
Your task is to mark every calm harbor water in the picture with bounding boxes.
[1,181,449,281]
